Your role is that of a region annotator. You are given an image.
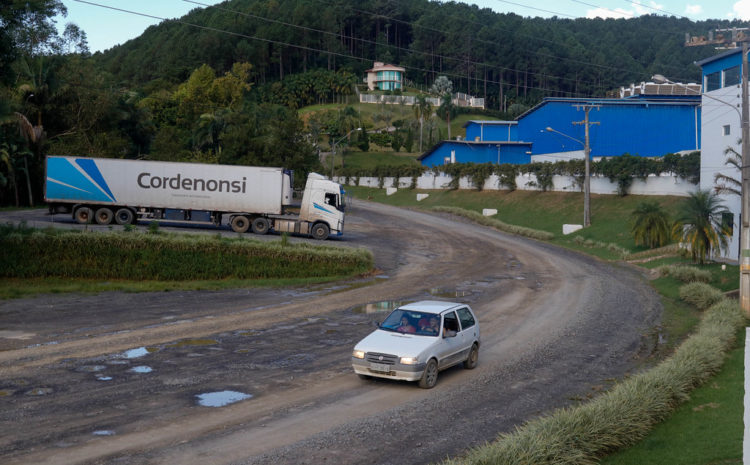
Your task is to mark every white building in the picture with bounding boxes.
[696,48,744,261]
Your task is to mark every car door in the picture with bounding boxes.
[456,306,478,359]
[437,311,465,368]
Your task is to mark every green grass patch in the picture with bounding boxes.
[342,151,420,170]
[601,327,744,465]
[0,224,373,282]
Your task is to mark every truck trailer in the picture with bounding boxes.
[44,156,345,240]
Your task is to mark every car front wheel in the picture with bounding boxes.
[418,359,438,389]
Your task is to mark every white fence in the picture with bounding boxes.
[336,172,697,197]
[359,93,484,109]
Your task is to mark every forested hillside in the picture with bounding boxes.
[0,0,747,208]
[96,0,729,106]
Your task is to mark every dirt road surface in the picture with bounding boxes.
[0,200,661,464]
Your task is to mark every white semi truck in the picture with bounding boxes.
[44,156,345,240]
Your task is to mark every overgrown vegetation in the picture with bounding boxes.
[0,224,373,281]
[339,152,700,194]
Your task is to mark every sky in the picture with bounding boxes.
[59,0,750,53]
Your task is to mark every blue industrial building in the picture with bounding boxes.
[418,95,701,167]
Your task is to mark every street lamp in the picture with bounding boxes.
[330,127,361,179]
[653,44,750,317]
[545,126,591,227]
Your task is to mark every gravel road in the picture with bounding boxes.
[0,200,661,464]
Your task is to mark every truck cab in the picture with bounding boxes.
[298,173,345,240]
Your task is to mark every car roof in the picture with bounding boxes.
[398,301,465,313]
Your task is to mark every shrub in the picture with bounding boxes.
[679,282,725,310]
[657,265,712,283]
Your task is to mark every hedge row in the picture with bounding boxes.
[0,226,373,280]
[443,289,743,465]
[656,265,712,283]
[431,206,554,241]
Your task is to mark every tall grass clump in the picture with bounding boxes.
[0,225,373,281]
[443,295,743,465]
[432,206,554,241]
[656,265,712,283]
[679,282,726,310]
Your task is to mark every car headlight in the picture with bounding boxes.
[352,350,365,359]
[400,356,418,365]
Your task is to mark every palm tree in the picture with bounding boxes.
[672,190,732,264]
[714,142,741,196]
[630,201,671,249]
[413,94,432,152]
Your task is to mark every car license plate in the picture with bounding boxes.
[369,362,391,373]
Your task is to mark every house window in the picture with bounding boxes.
[705,71,721,91]
[722,212,734,236]
[723,125,731,136]
[725,66,741,86]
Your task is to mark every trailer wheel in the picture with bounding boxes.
[114,208,135,225]
[311,223,330,240]
[95,207,114,225]
[251,217,270,235]
[74,207,93,224]
[230,215,250,233]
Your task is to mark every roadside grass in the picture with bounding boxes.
[0,275,354,300]
[346,185,745,464]
[601,327,744,465]
[338,151,420,171]
[0,224,374,298]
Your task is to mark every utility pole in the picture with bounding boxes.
[573,105,599,227]
[740,42,750,316]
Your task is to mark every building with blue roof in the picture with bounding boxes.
[418,92,701,167]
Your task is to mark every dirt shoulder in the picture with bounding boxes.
[0,201,661,465]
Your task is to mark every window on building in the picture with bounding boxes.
[723,125,731,136]
[705,71,721,91]
[725,66,741,86]
[722,212,734,236]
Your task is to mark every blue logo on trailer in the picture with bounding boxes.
[46,158,117,203]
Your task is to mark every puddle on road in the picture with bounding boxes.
[96,376,113,381]
[428,288,473,298]
[351,301,407,314]
[92,430,115,436]
[196,391,253,407]
[121,347,159,359]
[130,366,153,374]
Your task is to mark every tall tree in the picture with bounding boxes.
[413,94,432,152]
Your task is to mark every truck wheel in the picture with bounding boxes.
[74,207,93,224]
[418,359,439,389]
[464,343,479,369]
[251,217,270,235]
[114,208,135,225]
[231,215,250,233]
[95,207,114,225]
[311,223,329,240]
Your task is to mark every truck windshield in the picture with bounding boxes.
[380,309,440,337]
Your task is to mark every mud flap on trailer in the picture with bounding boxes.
[274,220,310,235]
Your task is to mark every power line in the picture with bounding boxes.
[183,0,606,92]
[73,0,582,97]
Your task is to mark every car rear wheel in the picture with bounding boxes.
[418,359,438,389]
[464,343,479,369]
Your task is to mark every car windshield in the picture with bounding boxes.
[380,309,440,336]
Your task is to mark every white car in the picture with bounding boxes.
[351,301,480,389]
